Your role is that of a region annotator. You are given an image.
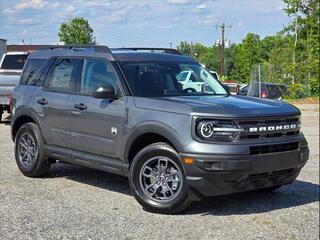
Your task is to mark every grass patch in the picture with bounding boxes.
[285,97,319,104]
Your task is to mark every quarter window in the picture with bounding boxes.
[27,59,54,86]
[20,59,45,84]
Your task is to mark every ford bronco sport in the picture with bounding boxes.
[11,46,309,214]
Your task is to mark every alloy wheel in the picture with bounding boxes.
[139,156,183,202]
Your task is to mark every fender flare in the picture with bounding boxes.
[11,106,43,140]
[122,121,183,162]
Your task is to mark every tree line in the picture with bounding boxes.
[177,0,319,97]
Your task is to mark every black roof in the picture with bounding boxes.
[28,45,197,63]
[113,51,197,63]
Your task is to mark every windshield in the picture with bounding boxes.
[1,54,28,70]
[121,62,227,97]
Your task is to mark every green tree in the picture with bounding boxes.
[177,41,193,56]
[282,0,319,95]
[176,41,221,71]
[58,17,95,45]
[233,33,263,83]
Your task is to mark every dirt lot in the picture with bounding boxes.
[0,104,319,240]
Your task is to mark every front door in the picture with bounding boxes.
[69,58,127,159]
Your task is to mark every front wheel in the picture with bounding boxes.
[129,143,191,214]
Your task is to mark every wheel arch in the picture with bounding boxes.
[123,123,183,165]
[11,108,42,141]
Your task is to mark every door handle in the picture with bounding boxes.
[74,103,87,111]
[36,98,48,105]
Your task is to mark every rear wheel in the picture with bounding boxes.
[129,143,191,214]
[14,122,50,177]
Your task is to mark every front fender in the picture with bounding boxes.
[122,121,184,162]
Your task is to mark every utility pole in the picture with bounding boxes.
[215,23,231,76]
[292,16,298,84]
[170,42,173,48]
[190,41,194,56]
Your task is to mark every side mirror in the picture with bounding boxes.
[93,84,117,99]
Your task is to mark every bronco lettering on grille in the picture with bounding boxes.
[249,124,298,133]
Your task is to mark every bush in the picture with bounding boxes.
[285,84,305,99]
[310,77,320,97]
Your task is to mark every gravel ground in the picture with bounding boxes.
[0,104,319,240]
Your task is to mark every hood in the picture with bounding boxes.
[134,95,300,118]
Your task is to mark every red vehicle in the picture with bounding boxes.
[221,80,240,95]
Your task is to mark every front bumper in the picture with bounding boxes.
[181,143,309,199]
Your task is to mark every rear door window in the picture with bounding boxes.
[20,59,45,84]
[45,58,83,93]
[0,54,28,70]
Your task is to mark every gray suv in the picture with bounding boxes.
[11,46,309,214]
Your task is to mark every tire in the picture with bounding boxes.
[129,142,191,214]
[14,122,50,177]
[255,185,282,193]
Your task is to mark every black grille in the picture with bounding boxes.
[238,116,300,140]
[250,142,299,155]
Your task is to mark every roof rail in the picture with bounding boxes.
[116,47,182,55]
[40,45,112,53]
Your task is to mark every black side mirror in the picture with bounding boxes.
[93,84,117,99]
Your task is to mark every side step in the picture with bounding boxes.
[44,145,129,176]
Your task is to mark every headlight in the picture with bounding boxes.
[196,120,242,142]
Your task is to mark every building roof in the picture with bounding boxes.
[6,45,55,52]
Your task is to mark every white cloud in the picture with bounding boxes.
[50,2,60,8]
[65,5,76,13]
[14,0,48,10]
[198,14,219,26]
[96,4,134,23]
[196,4,206,9]
[2,8,16,15]
[277,2,286,12]
[167,0,196,4]
[237,21,244,27]
[16,18,39,25]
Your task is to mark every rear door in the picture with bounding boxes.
[38,58,83,148]
[69,58,127,159]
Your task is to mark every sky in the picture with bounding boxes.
[0,0,293,48]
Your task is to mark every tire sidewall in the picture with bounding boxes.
[14,123,45,176]
[129,143,189,213]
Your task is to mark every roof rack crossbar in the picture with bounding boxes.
[117,47,182,55]
[40,45,112,53]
